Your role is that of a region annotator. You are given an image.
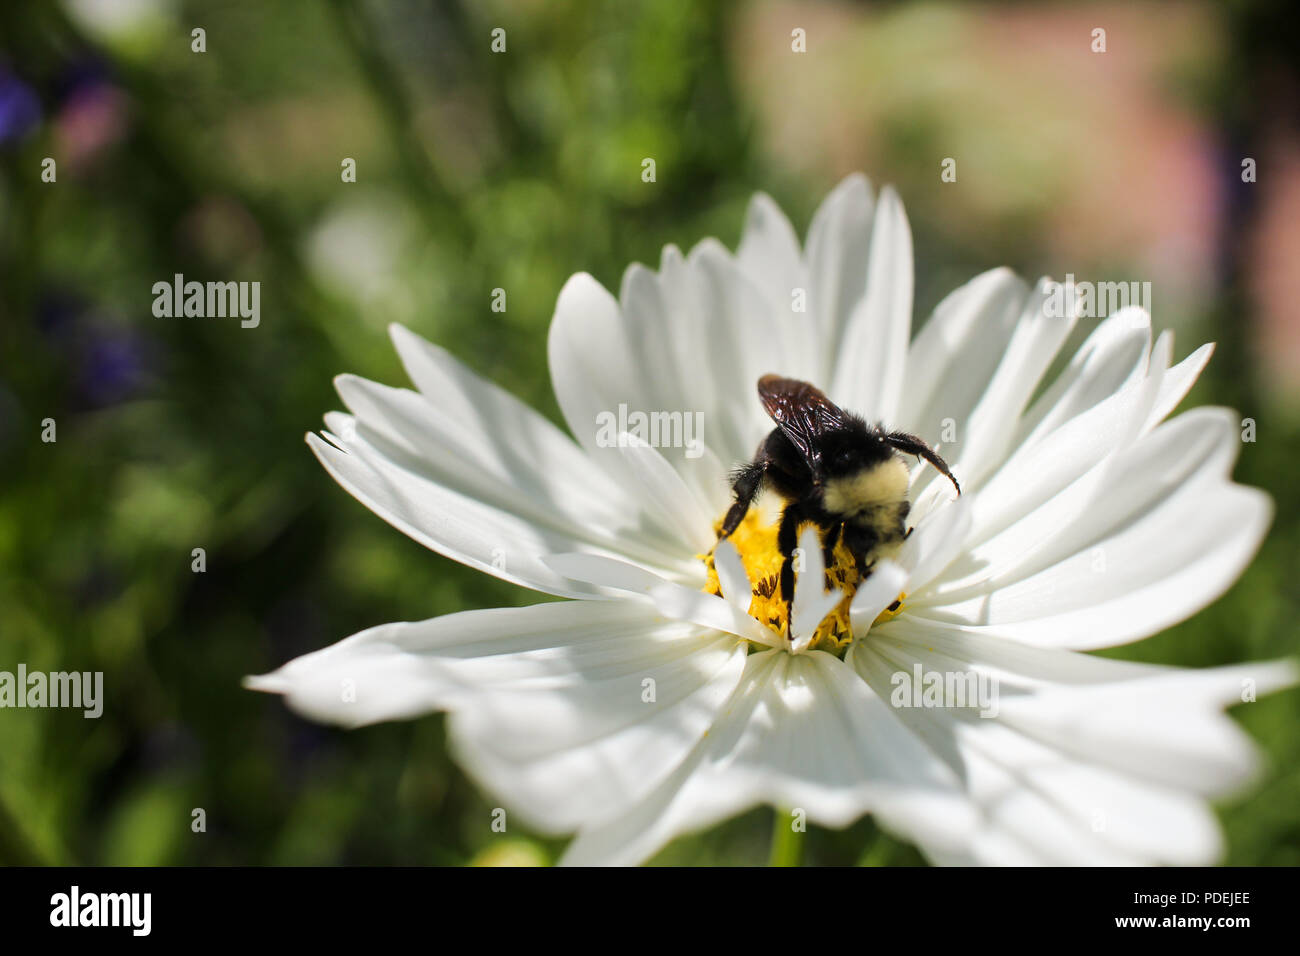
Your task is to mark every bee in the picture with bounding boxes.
[719,375,960,615]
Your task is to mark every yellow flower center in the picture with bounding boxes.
[700,509,906,655]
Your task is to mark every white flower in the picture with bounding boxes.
[247,174,1294,866]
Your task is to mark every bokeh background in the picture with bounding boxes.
[1,0,1298,866]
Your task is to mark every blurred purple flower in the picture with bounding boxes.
[0,67,41,144]
[37,294,159,407]
[81,328,153,406]
[55,64,129,169]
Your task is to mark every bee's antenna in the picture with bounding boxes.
[884,430,961,495]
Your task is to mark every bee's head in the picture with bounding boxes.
[813,421,893,487]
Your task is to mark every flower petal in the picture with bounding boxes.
[804,173,876,383]
[830,186,914,423]
[542,552,783,648]
[1146,341,1214,429]
[329,371,661,563]
[790,526,840,653]
[712,539,753,614]
[308,430,622,598]
[894,497,972,595]
[948,278,1078,491]
[954,317,1157,550]
[387,322,631,525]
[548,274,678,481]
[248,598,749,835]
[450,626,747,834]
[1010,307,1151,451]
[736,191,819,379]
[736,191,803,312]
[246,599,673,726]
[852,624,1294,864]
[915,407,1272,648]
[561,649,976,865]
[609,432,716,556]
[670,240,791,460]
[995,661,1297,798]
[848,559,909,637]
[896,268,1027,453]
[549,268,762,499]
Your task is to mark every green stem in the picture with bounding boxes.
[768,807,804,867]
[857,830,890,867]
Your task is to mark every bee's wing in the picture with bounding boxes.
[756,374,848,464]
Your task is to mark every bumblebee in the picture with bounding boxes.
[719,375,960,610]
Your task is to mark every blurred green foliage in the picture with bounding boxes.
[0,0,1296,866]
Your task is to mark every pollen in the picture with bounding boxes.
[699,509,906,655]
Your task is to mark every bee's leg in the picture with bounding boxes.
[821,521,843,589]
[855,548,873,579]
[776,502,809,615]
[841,522,879,580]
[720,459,767,539]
